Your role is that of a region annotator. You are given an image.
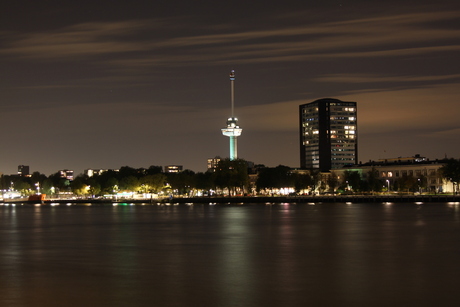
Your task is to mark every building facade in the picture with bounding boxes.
[164,165,183,173]
[207,157,221,172]
[18,165,30,176]
[334,157,451,193]
[299,98,357,171]
[59,169,74,181]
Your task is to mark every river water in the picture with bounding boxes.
[1,202,460,307]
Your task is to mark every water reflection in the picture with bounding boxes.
[0,203,460,306]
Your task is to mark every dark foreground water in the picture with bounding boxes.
[1,202,460,307]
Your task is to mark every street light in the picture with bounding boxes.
[386,180,390,194]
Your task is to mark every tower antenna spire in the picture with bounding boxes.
[230,69,235,117]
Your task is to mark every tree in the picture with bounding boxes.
[71,176,89,196]
[214,158,249,195]
[416,175,428,194]
[14,180,31,195]
[101,177,119,195]
[395,174,417,193]
[310,170,322,194]
[48,172,71,193]
[88,178,102,197]
[327,172,339,194]
[31,171,47,186]
[342,170,362,192]
[119,176,140,192]
[118,166,139,180]
[293,173,312,194]
[167,170,196,195]
[146,165,163,176]
[140,174,167,194]
[41,179,54,195]
[195,172,214,194]
[256,165,293,192]
[366,167,383,193]
[439,158,460,194]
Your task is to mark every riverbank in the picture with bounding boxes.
[171,194,460,204]
[2,194,460,204]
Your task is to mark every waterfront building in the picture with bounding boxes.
[334,156,452,193]
[221,70,242,160]
[299,98,357,171]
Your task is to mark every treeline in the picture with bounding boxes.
[2,158,460,197]
[1,160,251,197]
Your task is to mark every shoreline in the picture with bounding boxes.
[2,194,460,204]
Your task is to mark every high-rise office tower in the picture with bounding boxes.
[299,98,357,171]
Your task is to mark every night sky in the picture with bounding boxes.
[1,0,459,175]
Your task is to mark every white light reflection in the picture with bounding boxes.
[218,208,255,306]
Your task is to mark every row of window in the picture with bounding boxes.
[331,121,357,125]
[331,149,356,153]
[331,135,356,139]
[330,116,356,120]
[381,169,438,178]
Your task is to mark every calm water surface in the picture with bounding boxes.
[1,202,460,307]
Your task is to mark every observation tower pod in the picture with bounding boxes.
[221,70,242,160]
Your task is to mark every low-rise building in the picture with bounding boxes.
[335,155,452,193]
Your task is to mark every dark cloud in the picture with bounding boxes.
[0,1,459,175]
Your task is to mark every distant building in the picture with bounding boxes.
[85,169,118,177]
[299,98,357,171]
[18,165,30,176]
[207,157,221,172]
[164,165,183,173]
[59,170,74,181]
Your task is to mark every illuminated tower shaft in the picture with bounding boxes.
[221,70,242,160]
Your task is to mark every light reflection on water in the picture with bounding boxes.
[0,203,460,306]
